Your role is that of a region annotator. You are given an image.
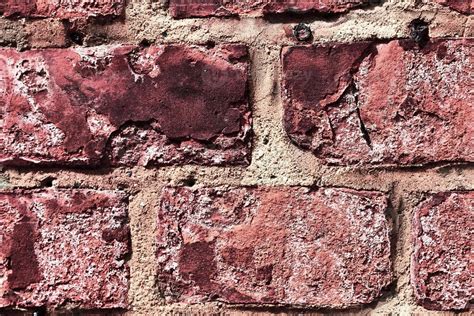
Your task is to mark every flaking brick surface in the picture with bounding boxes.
[157,186,392,307]
[412,191,473,311]
[0,189,130,309]
[0,45,251,167]
[282,39,473,166]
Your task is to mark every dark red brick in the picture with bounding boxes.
[0,189,130,309]
[0,0,125,19]
[411,191,473,311]
[169,0,375,18]
[157,186,392,306]
[433,0,473,14]
[282,39,473,166]
[0,45,251,167]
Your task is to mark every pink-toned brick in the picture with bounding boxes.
[0,0,125,19]
[411,191,473,311]
[282,39,473,166]
[157,186,392,307]
[0,189,130,309]
[0,45,251,167]
[169,0,375,18]
[433,0,473,14]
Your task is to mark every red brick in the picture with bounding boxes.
[0,189,130,309]
[0,0,125,19]
[169,0,374,18]
[411,191,473,311]
[0,45,251,167]
[157,186,392,306]
[24,19,68,48]
[433,0,473,14]
[282,39,473,166]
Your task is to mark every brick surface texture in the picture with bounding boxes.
[157,186,392,306]
[433,0,473,14]
[282,39,473,166]
[411,191,473,311]
[0,45,251,167]
[0,0,472,314]
[0,189,130,309]
[0,0,125,18]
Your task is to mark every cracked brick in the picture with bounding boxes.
[0,45,251,167]
[282,39,473,166]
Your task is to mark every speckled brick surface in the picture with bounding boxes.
[412,191,473,311]
[0,189,130,309]
[0,0,125,19]
[157,186,392,307]
[433,0,473,14]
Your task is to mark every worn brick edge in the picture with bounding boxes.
[410,190,473,312]
[156,185,396,309]
[279,38,474,169]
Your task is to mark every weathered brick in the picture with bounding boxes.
[25,19,68,48]
[169,0,375,18]
[282,39,473,166]
[0,45,251,167]
[411,191,473,311]
[0,0,125,19]
[157,186,392,306]
[0,189,130,309]
[433,0,473,14]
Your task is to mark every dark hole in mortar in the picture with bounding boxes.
[181,176,197,187]
[139,38,152,47]
[293,23,313,42]
[409,19,429,47]
[32,307,47,316]
[206,40,216,49]
[40,176,55,187]
[68,30,85,45]
[73,181,82,188]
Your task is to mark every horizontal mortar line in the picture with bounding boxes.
[2,174,473,188]
[1,36,473,49]
[2,160,474,175]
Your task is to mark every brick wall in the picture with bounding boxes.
[0,0,472,314]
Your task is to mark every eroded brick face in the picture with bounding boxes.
[0,189,130,309]
[157,186,392,307]
[0,45,251,167]
[411,191,473,311]
[169,0,374,18]
[433,0,473,14]
[282,39,473,166]
[0,0,125,18]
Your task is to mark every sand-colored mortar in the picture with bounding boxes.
[0,0,473,314]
